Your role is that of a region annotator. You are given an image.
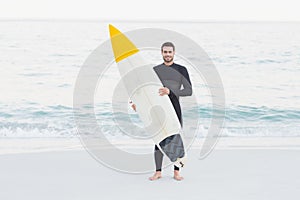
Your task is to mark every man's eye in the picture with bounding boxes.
[163,51,172,53]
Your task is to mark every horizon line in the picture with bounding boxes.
[0,18,299,23]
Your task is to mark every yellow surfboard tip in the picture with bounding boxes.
[108,24,120,38]
[108,24,139,63]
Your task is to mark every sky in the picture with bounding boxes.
[0,0,299,21]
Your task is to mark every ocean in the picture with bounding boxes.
[1,20,300,138]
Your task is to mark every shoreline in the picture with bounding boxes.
[1,136,300,155]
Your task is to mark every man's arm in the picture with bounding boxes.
[177,67,193,97]
[154,65,192,98]
[167,67,192,98]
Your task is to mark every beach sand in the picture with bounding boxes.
[0,137,300,200]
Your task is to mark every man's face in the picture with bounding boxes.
[161,46,175,63]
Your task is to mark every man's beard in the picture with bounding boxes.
[163,56,173,63]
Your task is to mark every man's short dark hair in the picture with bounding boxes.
[161,42,175,51]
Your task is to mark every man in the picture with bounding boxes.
[131,42,192,181]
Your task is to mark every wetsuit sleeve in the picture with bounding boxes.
[177,67,192,96]
[168,89,177,98]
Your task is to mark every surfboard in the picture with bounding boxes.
[109,24,186,168]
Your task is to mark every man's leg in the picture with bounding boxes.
[155,145,180,172]
[169,96,184,181]
[154,145,164,171]
[149,145,163,181]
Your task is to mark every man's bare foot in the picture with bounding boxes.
[149,171,162,181]
[173,170,184,181]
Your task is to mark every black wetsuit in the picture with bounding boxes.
[153,63,192,171]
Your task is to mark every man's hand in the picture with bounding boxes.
[159,87,170,96]
[131,103,136,112]
[129,101,136,112]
